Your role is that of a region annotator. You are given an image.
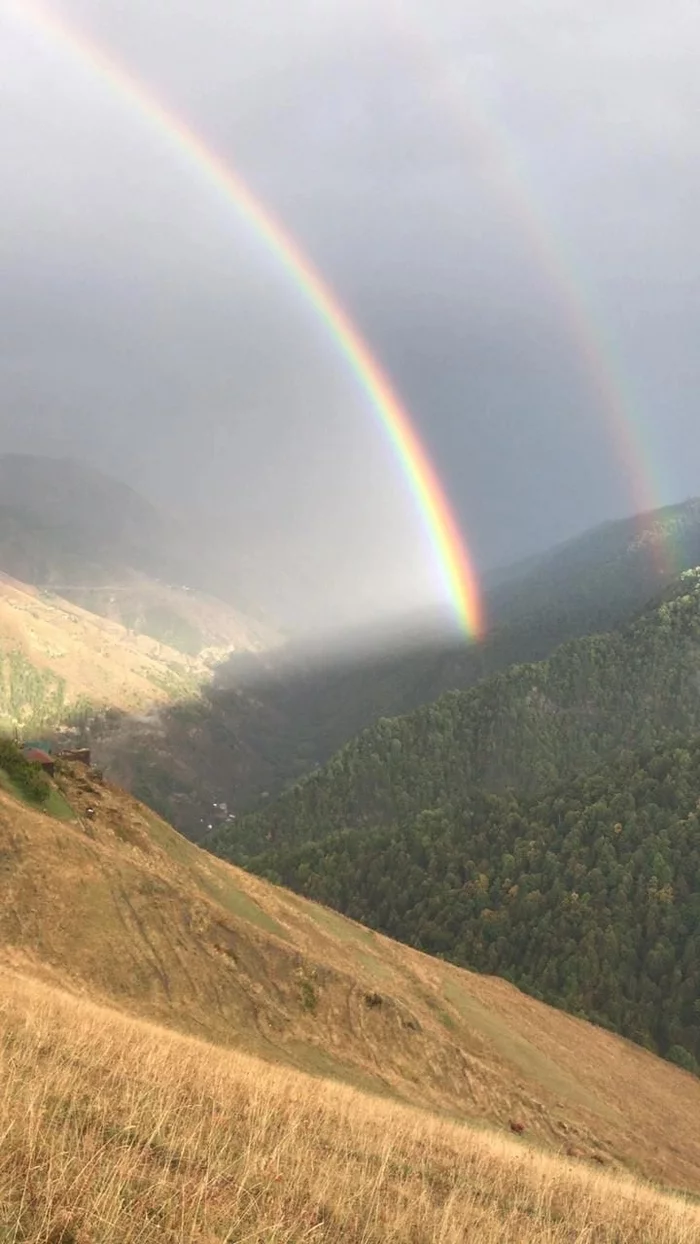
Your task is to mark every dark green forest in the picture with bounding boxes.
[210,570,700,859]
[248,735,700,1070]
[208,569,700,1070]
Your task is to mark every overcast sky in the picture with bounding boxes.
[1,0,699,634]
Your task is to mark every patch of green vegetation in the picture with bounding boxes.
[196,866,289,941]
[299,977,318,1013]
[442,979,608,1114]
[44,785,76,821]
[668,1045,700,1074]
[142,809,196,865]
[0,737,51,806]
[141,666,197,698]
[0,756,73,820]
[143,810,289,939]
[303,902,376,945]
[124,604,203,656]
[354,948,394,982]
[0,650,68,729]
[438,1009,457,1031]
[127,760,190,827]
[282,1041,395,1098]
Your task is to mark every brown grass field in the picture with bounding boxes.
[2,968,700,1244]
[2,766,700,1239]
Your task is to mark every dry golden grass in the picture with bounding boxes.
[4,767,700,1199]
[1,968,699,1244]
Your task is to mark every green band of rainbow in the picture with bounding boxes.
[14,1,484,639]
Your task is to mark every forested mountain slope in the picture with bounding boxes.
[209,571,700,1068]
[485,495,700,633]
[210,568,700,859]
[248,732,700,1070]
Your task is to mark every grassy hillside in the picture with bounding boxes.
[3,971,700,1244]
[2,766,700,1194]
[0,574,203,730]
[0,562,281,745]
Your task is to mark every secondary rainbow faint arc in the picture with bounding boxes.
[12,0,484,640]
[384,1,671,574]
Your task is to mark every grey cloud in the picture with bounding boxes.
[1,0,699,634]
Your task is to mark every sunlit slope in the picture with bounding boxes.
[2,766,700,1194]
[0,574,201,725]
[2,974,700,1244]
[0,570,277,731]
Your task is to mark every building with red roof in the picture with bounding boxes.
[21,747,55,777]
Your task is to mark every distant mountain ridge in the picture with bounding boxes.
[0,453,177,583]
[0,454,277,657]
[486,496,700,630]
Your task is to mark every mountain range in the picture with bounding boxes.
[3,456,700,840]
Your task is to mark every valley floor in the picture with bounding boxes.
[1,966,699,1244]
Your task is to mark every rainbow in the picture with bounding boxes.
[384,1,672,575]
[11,0,484,639]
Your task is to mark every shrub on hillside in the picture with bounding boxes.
[668,1045,699,1075]
[0,737,51,805]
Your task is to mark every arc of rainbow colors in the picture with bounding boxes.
[10,0,484,639]
[384,1,672,575]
